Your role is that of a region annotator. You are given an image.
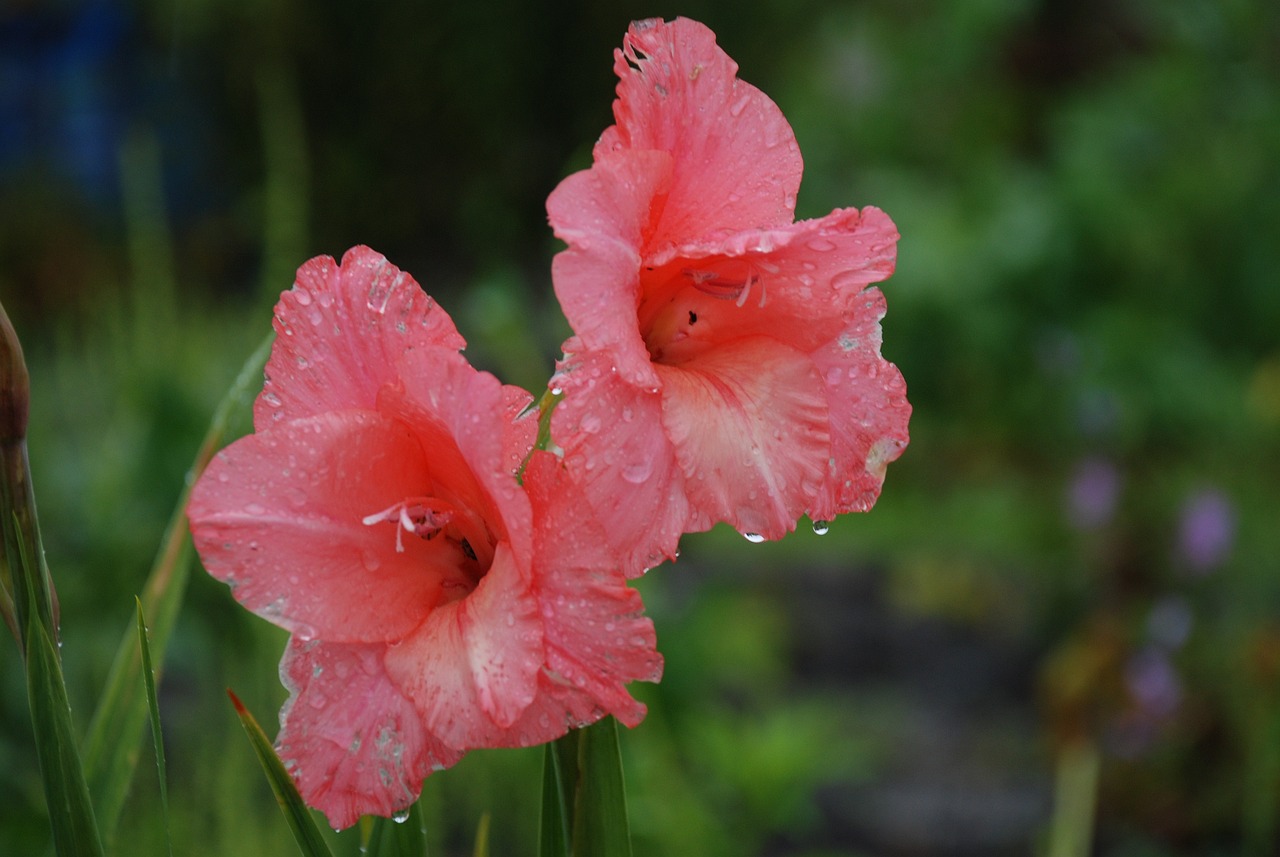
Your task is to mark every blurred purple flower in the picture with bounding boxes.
[1065,456,1121,530]
[1177,488,1236,574]
[1125,646,1182,719]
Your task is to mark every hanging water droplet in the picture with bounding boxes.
[550,386,564,396]
[812,519,831,535]
[742,532,766,543]
[391,807,411,823]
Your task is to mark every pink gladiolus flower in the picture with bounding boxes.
[547,18,910,570]
[188,247,661,829]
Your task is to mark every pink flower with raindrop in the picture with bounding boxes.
[187,247,661,829]
[547,17,910,570]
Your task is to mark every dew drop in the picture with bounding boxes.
[392,808,411,824]
[729,94,751,117]
[812,519,831,536]
[742,532,766,543]
[825,366,844,385]
[245,502,267,516]
[622,460,652,484]
[784,192,797,209]
[581,414,602,434]
[307,307,323,326]
[807,238,837,253]
[293,287,313,306]
[550,386,564,396]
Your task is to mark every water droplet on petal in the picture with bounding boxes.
[622,460,652,484]
[293,287,313,306]
[729,94,751,117]
[742,532,766,543]
[807,238,836,253]
[392,808,411,824]
[812,519,831,535]
[581,414,602,434]
[245,502,266,516]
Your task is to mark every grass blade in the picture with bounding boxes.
[82,333,272,842]
[136,597,173,856]
[22,551,104,857]
[228,689,335,857]
[472,811,491,857]
[570,717,632,857]
[539,735,573,857]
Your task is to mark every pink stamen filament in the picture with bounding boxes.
[684,267,768,308]
[362,498,455,553]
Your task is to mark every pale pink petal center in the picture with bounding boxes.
[656,337,831,539]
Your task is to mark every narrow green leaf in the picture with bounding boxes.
[25,598,104,857]
[136,597,172,856]
[82,333,272,842]
[228,689,335,857]
[539,737,572,857]
[571,717,632,857]
[472,811,491,857]
[4,300,104,856]
[362,802,427,857]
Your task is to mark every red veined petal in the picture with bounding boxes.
[525,451,663,726]
[275,637,462,830]
[189,410,466,643]
[384,543,544,748]
[599,17,803,250]
[656,336,831,539]
[547,149,672,388]
[256,246,465,430]
[807,287,911,521]
[550,350,688,574]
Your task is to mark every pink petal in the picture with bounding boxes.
[256,246,466,430]
[383,347,536,565]
[525,451,662,727]
[635,207,900,366]
[656,336,831,539]
[807,288,911,521]
[189,410,452,643]
[276,637,462,830]
[599,18,803,251]
[550,351,689,574]
[384,543,544,749]
[547,150,672,388]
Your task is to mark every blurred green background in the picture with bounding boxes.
[2,0,1279,854]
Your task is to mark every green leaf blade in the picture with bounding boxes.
[228,689,335,857]
[136,597,173,856]
[26,617,105,857]
[571,717,632,857]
